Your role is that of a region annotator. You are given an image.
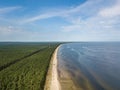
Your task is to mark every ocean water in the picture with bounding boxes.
[57,42,120,90]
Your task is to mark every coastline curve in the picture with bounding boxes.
[44,45,61,90]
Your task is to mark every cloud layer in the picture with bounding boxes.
[0,0,120,41]
[0,6,21,14]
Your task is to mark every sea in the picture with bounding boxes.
[57,42,120,90]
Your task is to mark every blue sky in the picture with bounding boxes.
[0,0,120,41]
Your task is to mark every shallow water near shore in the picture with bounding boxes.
[57,42,120,90]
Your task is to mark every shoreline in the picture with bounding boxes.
[44,46,61,90]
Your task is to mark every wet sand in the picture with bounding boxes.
[44,46,61,90]
[57,46,83,90]
[58,64,79,90]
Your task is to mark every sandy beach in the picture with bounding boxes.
[44,46,61,90]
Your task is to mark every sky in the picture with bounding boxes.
[0,0,120,42]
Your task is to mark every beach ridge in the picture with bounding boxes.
[44,46,61,90]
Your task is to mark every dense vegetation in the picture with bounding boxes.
[0,42,60,90]
[0,43,47,67]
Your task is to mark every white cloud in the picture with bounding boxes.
[60,0,120,41]
[61,0,120,31]
[0,26,21,35]
[22,0,99,23]
[22,9,73,23]
[0,6,21,14]
[0,0,120,41]
[22,12,62,23]
[0,25,34,41]
[99,0,120,18]
[22,0,108,23]
[0,25,54,41]
[62,25,81,32]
